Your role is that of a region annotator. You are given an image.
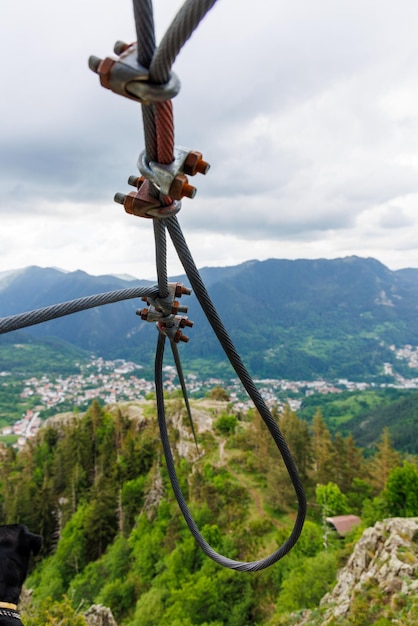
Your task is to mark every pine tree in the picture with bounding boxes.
[331,433,363,494]
[310,409,334,486]
[279,405,312,482]
[263,406,312,510]
[368,427,401,492]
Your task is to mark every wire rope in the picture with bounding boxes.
[153,219,169,298]
[155,330,305,571]
[170,340,199,451]
[163,216,306,569]
[149,0,219,84]
[0,0,307,571]
[0,287,158,335]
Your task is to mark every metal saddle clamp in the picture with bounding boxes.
[114,178,181,219]
[137,147,210,200]
[137,282,193,343]
[114,147,210,217]
[89,41,181,105]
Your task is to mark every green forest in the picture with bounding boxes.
[1,397,418,625]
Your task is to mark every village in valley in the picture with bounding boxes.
[2,343,418,447]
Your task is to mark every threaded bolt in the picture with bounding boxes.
[138,308,149,321]
[169,175,196,200]
[183,151,210,176]
[114,40,130,55]
[179,318,194,328]
[174,283,192,297]
[114,192,126,205]
[88,55,102,73]
[128,175,143,188]
[174,331,189,343]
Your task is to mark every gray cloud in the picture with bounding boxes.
[1,0,418,275]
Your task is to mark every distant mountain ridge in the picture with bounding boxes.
[1,257,418,380]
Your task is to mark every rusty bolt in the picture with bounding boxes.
[174,331,189,343]
[174,283,192,297]
[114,192,127,205]
[183,151,210,176]
[88,55,102,73]
[179,318,194,329]
[137,308,149,320]
[171,301,188,314]
[128,175,144,188]
[114,40,130,55]
[169,174,196,201]
[94,57,116,89]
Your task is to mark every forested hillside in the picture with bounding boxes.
[1,398,418,624]
[3,256,418,380]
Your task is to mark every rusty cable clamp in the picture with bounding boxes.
[89,41,210,219]
[89,41,180,105]
[114,146,210,218]
[137,282,193,343]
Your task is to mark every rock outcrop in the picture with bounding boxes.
[84,604,118,626]
[299,517,418,625]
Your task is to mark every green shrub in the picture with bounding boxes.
[215,413,237,435]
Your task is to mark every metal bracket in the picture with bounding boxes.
[136,283,193,343]
[89,41,181,105]
[114,178,181,219]
[138,147,190,196]
[137,146,210,200]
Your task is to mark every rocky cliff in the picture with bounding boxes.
[299,517,418,625]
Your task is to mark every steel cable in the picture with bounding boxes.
[133,0,156,66]
[153,219,169,297]
[149,0,220,84]
[0,287,159,335]
[129,0,307,568]
[156,325,305,571]
[170,340,199,451]
[0,0,307,572]
[133,0,159,162]
[163,216,306,569]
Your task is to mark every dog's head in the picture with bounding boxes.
[0,525,42,605]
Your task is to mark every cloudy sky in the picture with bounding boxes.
[1,0,418,280]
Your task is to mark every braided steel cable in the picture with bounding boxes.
[153,219,169,297]
[156,330,305,571]
[170,340,199,451]
[132,0,159,162]
[0,0,307,571]
[132,0,220,165]
[128,0,306,567]
[149,0,219,84]
[166,216,307,550]
[133,0,155,66]
[0,287,158,335]
[155,100,175,165]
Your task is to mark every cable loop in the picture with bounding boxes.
[0,0,307,573]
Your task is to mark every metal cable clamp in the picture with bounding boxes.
[114,178,181,219]
[138,147,209,200]
[137,282,193,343]
[89,41,180,105]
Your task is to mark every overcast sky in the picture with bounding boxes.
[1,0,418,280]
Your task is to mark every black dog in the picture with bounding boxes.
[0,525,42,625]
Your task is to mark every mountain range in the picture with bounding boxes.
[1,256,418,381]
